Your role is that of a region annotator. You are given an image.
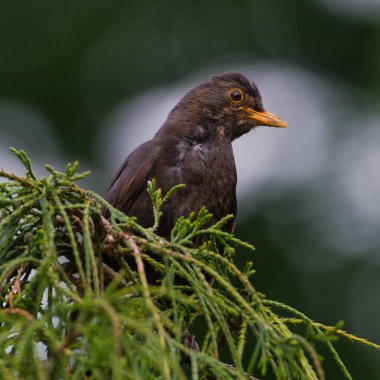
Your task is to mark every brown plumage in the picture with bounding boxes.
[105,72,286,238]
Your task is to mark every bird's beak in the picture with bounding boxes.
[239,107,287,128]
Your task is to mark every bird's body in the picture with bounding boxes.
[106,137,237,236]
[105,72,286,237]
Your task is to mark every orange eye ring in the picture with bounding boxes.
[229,89,244,103]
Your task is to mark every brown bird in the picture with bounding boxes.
[105,72,286,237]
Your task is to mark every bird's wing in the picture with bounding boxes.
[105,141,157,214]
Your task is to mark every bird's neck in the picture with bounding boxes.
[155,111,232,145]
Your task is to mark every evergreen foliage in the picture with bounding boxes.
[0,148,379,379]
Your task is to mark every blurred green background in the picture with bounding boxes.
[1,1,380,378]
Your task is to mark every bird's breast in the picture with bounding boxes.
[157,141,237,230]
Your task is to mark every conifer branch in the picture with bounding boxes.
[0,148,379,379]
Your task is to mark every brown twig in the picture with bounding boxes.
[102,263,129,287]
[0,169,37,188]
[0,266,18,292]
[1,307,34,321]
[4,264,25,307]
[14,264,24,294]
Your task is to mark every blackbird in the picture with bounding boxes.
[105,72,286,237]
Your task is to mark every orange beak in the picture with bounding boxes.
[239,107,287,128]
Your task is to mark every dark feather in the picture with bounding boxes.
[104,72,278,238]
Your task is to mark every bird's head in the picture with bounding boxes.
[162,72,287,142]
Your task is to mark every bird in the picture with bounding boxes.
[104,72,287,238]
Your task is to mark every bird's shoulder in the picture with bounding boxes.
[155,132,236,181]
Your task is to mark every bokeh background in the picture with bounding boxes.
[1,1,379,378]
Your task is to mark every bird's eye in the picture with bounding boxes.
[229,89,244,103]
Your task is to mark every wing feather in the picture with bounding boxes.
[105,141,157,215]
